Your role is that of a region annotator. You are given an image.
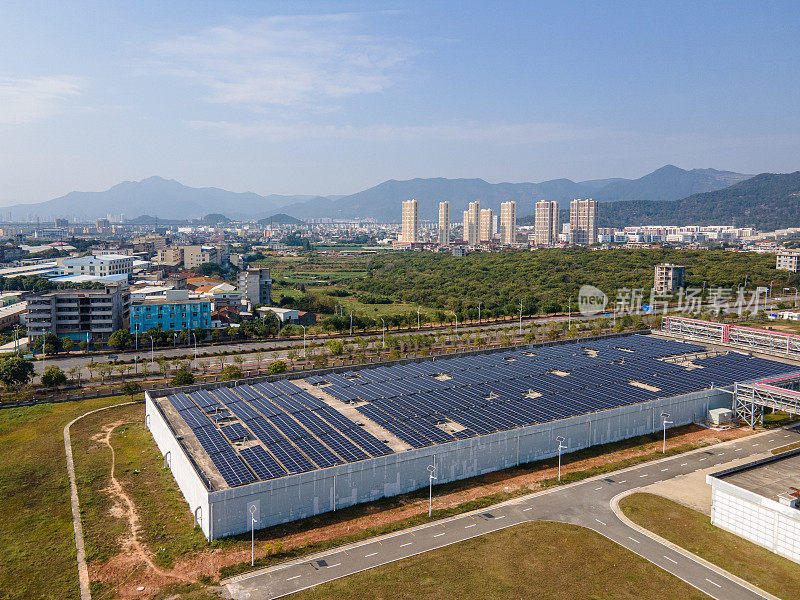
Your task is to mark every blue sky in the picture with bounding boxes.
[1,1,799,204]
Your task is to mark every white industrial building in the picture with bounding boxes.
[708,450,800,564]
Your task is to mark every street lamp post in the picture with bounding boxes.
[417,307,420,330]
[300,325,306,358]
[660,412,673,453]
[249,505,257,566]
[381,318,386,348]
[784,288,798,308]
[478,302,481,324]
[568,295,573,331]
[350,311,353,336]
[173,332,177,348]
[427,464,437,517]
[556,435,567,482]
[519,299,523,335]
[192,332,197,370]
[150,336,154,366]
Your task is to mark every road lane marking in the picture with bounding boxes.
[327,563,340,568]
[663,555,677,564]
[639,474,648,477]
[364,553,378,558]
[522,507,533,512]
[769,439,775,442]
[433,533,445,538]
[595,519,607,526]
[494,515,506,519]
[734,448,742,452]
[619,480,626,483]
[681,463,688,466]
[628,537,640,543]
[660,468,668,471]
[595,487,603,490]
[400,542,412,547]
[699,458,707,461]
[705,579,722,588]
[752,444,759,447]
[287,575,301,580]
[465,524,477,528]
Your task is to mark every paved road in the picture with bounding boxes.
[225,427,800,600]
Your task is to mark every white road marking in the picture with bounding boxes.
[752,444,759,447]
[595,486,603,490]
[734,448,742,452]
[663,555,677,564]
[327,563,340,568]
[400,542,412,547]
[433,533,445,538]
[494,515,506,519]
[681,463,688,466]
[628,536,641,543]
[699,458,707,461]
[705,579,722,588]
[639,474,648,477]
[522,507,533,512]
[364,553,378,558]
[595,519,607,526]
[619,480,627,483]
[660,468,668,471]
[287,575,301,580]
[465,524,477,528]
[769,439,775,442]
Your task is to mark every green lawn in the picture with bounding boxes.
[0,395,132,600]
[620,493,800,600]
[288,521,709,600]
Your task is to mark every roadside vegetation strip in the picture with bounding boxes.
[281,521,709,600]
[619,492,800,600]
[0,395,131,600]
[772,440,800,454]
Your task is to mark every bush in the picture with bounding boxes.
[221,365,243,381]
[41,366,67,387]
[171,370,195,386]
[120,381,142,397]
[267,361,287,374]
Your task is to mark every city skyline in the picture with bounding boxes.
[2,1,800,206]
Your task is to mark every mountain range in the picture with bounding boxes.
[0,165,751,222]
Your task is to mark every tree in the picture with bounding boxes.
[221,365,242,381]
[0,356,35,388]
[68,365,82,382]
[41,366,67,387]
[97,363,113,384]
[108,329,131,350]
[120,381,142,399]
[61,337,74,352]
[171,370,195,386]
[327,339,345,356]
[268,360,287,374]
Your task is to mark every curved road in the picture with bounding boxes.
[225,426,800,600]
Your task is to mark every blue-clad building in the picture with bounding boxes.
[130,290,211,333]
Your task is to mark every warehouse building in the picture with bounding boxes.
[146,334,799,540]
[708,449,800,564]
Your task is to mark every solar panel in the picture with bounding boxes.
[221,422,250,442]
[268,440,316,474]
[179,406,212,430]
[194,426,232,455]
[247,417,285,445]
[240,446,287,481]
[209,450,254,487]
[168,392,196,411]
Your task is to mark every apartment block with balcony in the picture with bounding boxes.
[654,263,686,294]
[26,284,130,343]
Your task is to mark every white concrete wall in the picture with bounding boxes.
[201,388,728,539]
[710,479,800,564]
[145,392,210,536]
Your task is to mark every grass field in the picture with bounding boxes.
[287,521,709,600]
[620,493,800,600]
[0,395,131,600]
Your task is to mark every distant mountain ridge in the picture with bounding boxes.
[1,165,752,222]
[598,172,800,230]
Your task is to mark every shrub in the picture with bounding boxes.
[221,365,243,381]
[41,366,67,387]
[268,360,287,374]
[171,370,195,386]
[120,381,142,398]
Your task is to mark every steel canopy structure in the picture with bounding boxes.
[663,316,800,357]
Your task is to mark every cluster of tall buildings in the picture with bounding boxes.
[534,198,597,246]
[399,198,517,247]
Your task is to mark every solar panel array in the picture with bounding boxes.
[163,335,799,489]
[307,336,797,450]
[164,378,393,489]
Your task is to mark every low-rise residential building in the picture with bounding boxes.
[26,284,130,343]
[237,267,272,307]
[58,254,134,278]
[777,251,800,272]
[130,289,212,333]
[654,263,686,293]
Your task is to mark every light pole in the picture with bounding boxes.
[454,314,458,336]
[173,332,178,348]
[350,311,353,336]
[381,318,386,348]
[300,325,306,358]
[192,332,197,370]
[249,505,257,566]
[427,464,437,517]
[660,412,673,453]
[478,301,481,324]
[519,299,523,335]
[417,307,420,330]
[135,330,138,351]
[150,336,154,366]
[556,435,567,482]
[568,295,573,331]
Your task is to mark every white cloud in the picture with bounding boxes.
[154,14,415,110]
[188,119,612,145]
[0,76,82,125]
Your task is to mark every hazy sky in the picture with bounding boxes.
[1,1,799,205]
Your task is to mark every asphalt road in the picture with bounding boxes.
[224,426,800,600]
